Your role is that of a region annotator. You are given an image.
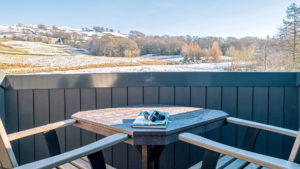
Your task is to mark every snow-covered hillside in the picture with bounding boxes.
[0,24,126,42]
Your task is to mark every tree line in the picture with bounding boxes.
[89,2,300,71]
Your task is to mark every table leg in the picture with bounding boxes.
[137,145,165,169]
[88,150,106,169]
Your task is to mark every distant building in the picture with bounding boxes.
[55,38,64,45]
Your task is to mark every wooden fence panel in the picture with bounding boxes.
[159,87,175,169]
[127,87,143,169]
[80,88,97,146]
[283,87,298,159]
[160,87,174,105]
[268,87,284,158]
[33,89,50,160]
[190,87,206,166]
[96,88,113,165]
[253,87,268,155]
[144,87,159,104]
[237,87,253,148]
[65,89,81,151]
[174,87,190,169]
[112,87,128,169]
[18,90,34,165]
[221,87,237,147]
[206,87,222,142]
[49,89,66,153]
[4,90,19,162]
[128,87,143,106]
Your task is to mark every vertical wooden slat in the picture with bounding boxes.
[160,87,174,105]
[190,87,206,166]
[49,89,66,153]
[159,87,175,169]
[221,87,237,146]
[174,87,190,169]
[112,87,128,169]
[283,87,298,159]
[80,88,97,146]
[127,87,142,169]
[190,87,206,108]
[18,90,34,164]
[65,89,81,151]
[268,87,284,158]
[206,87,222,142]
[253,87,268,155]
[175,87,190,106]
[5,90,19,162]
[128,87,143,106]
[112,87,127,107]
[96,88,112,165]
[96,88,112,109]
[33,89,49,160]
[237,87,253,148]
[144,87,159,104]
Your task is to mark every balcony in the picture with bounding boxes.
[0,72,298,169]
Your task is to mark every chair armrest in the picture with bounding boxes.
[8,119,76,141]
[227,117,298,137]
[14,133,128,169]
[179,132,300,169]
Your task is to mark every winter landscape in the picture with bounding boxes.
[0,2,299,74]
[0,24,234,74]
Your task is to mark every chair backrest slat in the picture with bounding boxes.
[289,129,300,163]
[0,118,18,168]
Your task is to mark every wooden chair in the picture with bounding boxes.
[179,117,300,169]
[0,118,128,169]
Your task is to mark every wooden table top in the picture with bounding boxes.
[72,104,228,145]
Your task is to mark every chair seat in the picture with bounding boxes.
[57,157,115,169]
[189,155,269,169]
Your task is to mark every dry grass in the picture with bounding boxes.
[0,40,169,74]
[0,51,57,56]
[0,43,13,49]
[4,60,168,74]
[0,38,12,41]
[0,42,28,53]
[0,63,39,69]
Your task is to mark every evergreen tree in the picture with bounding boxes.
[280,3,300,69]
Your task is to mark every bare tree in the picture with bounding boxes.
[211,41,222,61]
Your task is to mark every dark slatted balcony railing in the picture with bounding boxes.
[0,72,299,169]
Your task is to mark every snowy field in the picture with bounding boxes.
[0,39,231,74]
[141,54,184,62]
[0,40,167,74]
[0,24,233,74]
[34,62,231,74]
[41,55,231,74]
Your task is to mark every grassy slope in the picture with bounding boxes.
[0,39,168,74]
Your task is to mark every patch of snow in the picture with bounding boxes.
[103,32,127,38]
[141,55,184,62]
[220,56,232,61]
[0,25,9,32]
[33,62,231,74]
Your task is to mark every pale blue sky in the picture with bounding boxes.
[0,0,297,38]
